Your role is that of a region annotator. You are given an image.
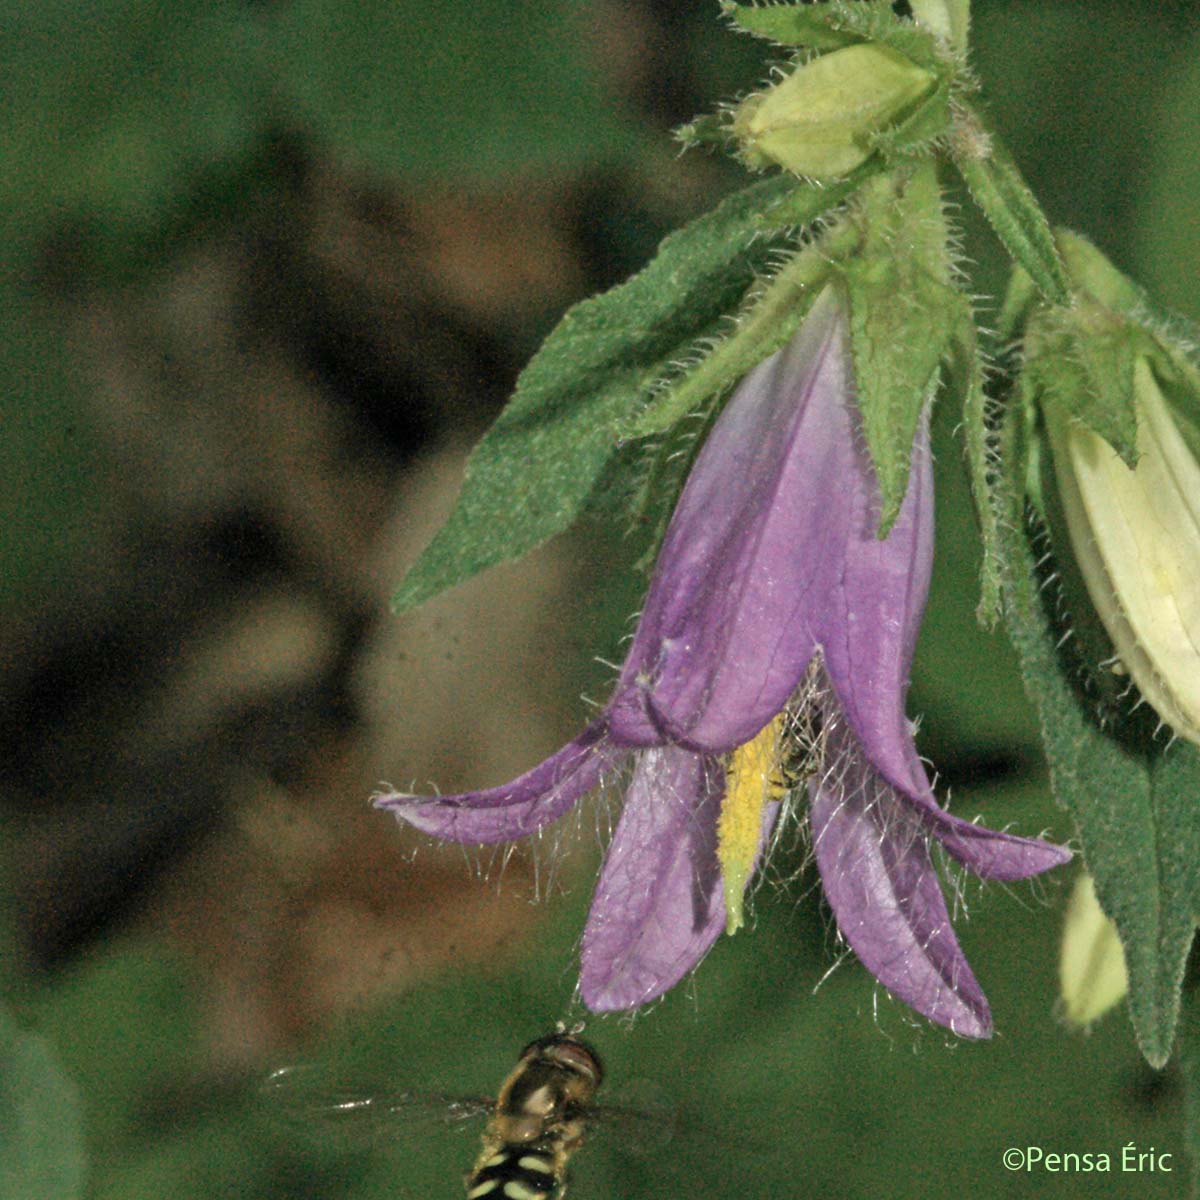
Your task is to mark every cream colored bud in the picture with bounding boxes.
[1046,358,1200,746]
[1059,873,1128,1028]
[732,44,936,181]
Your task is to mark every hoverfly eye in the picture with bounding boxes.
[542,1039,604,1087]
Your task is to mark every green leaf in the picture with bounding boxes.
[1052,229,1200,468]
[269,0,636,180]
[996,411,1200,1069]
[392,176,803,611]
[0,1006,85,1200]
[841,167,962,534]
[954,112,1070,306]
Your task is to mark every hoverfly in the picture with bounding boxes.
[464,1030,602,1199]
[264,1028,666,1199]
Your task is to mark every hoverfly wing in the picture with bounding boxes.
[262,1063,493,1148]
[571,1076,681,1159]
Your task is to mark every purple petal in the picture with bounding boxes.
[810,747,992,1039]
[811,422,1071,881]
[374,720,619,844]
[909,802,1072,881]
[817,400,936,802]
[580,746,728,1010]
[606,291,851,752]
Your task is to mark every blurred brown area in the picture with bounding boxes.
[0,0,742,1070]
[3,151,613,1068]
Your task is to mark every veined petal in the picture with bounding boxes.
[818,403,935,802]
[810,748,992,1039]
[814,424,1073,881]
[608,288,848,752]
[374,721,617,844]
[580,747,731,1010]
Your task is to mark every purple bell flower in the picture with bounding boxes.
[377,288,1070,1038]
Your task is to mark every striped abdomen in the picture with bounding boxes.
[465,1141,564,1200]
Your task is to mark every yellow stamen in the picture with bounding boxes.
[718,715,791,935]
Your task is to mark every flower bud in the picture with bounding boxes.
[909,0,970,50]
[731,44,937,181]
[1045,356,1200,746]
[1059,873,1127,1028]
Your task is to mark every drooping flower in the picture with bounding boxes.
[377,288,1070,1037]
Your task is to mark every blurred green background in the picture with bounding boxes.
[3,1,1199,1197]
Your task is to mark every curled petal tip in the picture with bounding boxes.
[580,747,727,1010]
[377,722,616,845]
[926,812,1073,882]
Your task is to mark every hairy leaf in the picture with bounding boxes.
[393,176,803,611]
[997,412,1200,1069]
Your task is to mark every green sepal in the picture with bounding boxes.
[724,1,942,72]
[1056,230,1145,314]
[392,176,800,612]
[724,1,865,52]
[996,406,1200,1070]
[623,417,713,576]
[1056,229,1200,466]
[749,165,872,232]
[866,71,954,159]
[946,307,1002,626]
[1024,301,1141,468]
[996,263,1038,342]
[841,167,962,535]
[954,111,1070,306]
